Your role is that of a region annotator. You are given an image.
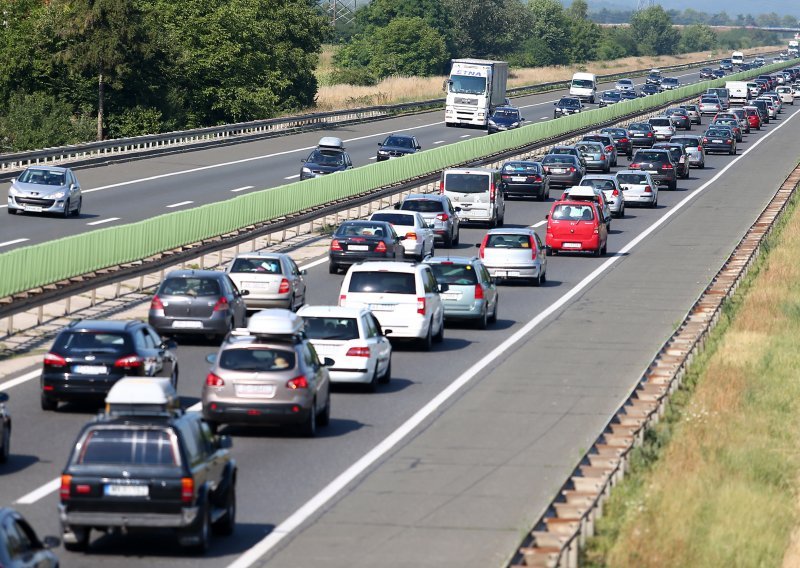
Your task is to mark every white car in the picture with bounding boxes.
[615,170,658,208]
[578,174,625,218]
[298,305,392,391]
[369,209,435,261]
[225,252,306,311]
[477,228,547,286]
[648,116,676,141]
[776,86,794,105]
[615,78,635,92]
[338,261,445,350]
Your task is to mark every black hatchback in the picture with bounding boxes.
[41,320,178,411]
[329,220,405,274]
[500,161,549,200]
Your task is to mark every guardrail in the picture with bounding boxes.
[0,51,781,175]
[0,59,794,307]
[506,139,800,567]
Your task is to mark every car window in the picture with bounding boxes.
[307,149,345,166]
[301,343,319,369]
[230,258,282,274]
[3,516,34,558]
[429,263,479,285]
[486,234,532,248]
[649,119,671,126]
[218,348,296,371]
[54,331,131,354]
[176,421,205,466]
[371,213,417,226]
[444,173,490,194]
[136,329,156,350]
[145,327,163,348]
[401,199,444,213]
[348,271,416,294]
[304,317,359,340]
[633,151,667,162]
[289,259,301,276]
[479,264,492,283]
[367,314,384,336]
[383,136,414,148]
[77,429,179,466]
[160,277,220,297]
[335,222,389,237]
[542,155,576,165]
[422,269,437,294]
[502,162,541,174]
[551,204,595,221]
[580,179,615,190]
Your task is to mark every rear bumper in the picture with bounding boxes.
[704,143,734,153]
[329,368,372,384]
[547,235,600,252]
[329,251,396,266]
[203,400,312,426]
[485,264,541,279]
[503,183,545,196]
[149,313,229,336]
[59,505,198,529]
[243,295,292,310]
[42,374,124,400]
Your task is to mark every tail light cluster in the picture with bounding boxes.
[417,297,426,315]
[405,232,417,240]
[114,355,143,369]
[474,284,484,300]
[150,295,164,311]
[330,239,343,251]
[612,188,620,197]
[287,375,309,389]
[375,241,387,253]
[346,346,370,357]
[643,185,653,193]
[278,278,291,294]
[212,296,229,312]
[439,180,445,194]
[436,213,449,222]
[60,475,72,500]
[44,352,67,367]
[489,183,496,201]
[181,477,194,504]
[661,164,673,170]
[206,373,224,387]
[529,236,538,260]
[478,235,488,259]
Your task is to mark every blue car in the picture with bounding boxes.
[487,106,524,134]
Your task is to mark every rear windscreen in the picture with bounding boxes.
[580,179,615,191]
[230,258,282,274]
[53,331,132,354]
[371,213,416,226]
[78,429,178,466]
[486,234,532,248]
[649,119,671,126]
[348,272,416,294]
[633,151,667,162]
[303,317,359,340]
[502,163,540,174]
[428,263,478,285]
[160,277,220,297]
[218,348,296,371]
[444,173,491,194]
[401,200,443,213]
[542,156,575,165]
[551,204,595,221]
[335,223,389,237]
[617,173,648,185]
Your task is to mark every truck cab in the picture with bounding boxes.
[445,59,508,128]
[569,72,597,104]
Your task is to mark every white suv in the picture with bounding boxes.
[338,262,446,350]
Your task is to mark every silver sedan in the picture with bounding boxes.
[225,252,307,311]
[7,166,82,217]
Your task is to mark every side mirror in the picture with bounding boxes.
[393,202,401,209]
[397,235,406,241]
[42,536,60,550]
[416,145,422,150]
[160,339,178,350]
[0,392,8,403]
[239,289,250,297]
[474,243,481,248]
[323,357,335,367]
[454,207,462,212]
[545,213,550,219]
[301,269,308,275]
[377,142,382,147]
[205,353,217,364]
[218,435,233,449]
[553,102,557,106]
[384,328,394,336]
[10,177,15,183]
[438,283,450,293]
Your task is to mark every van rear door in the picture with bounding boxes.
[443,171,494,222]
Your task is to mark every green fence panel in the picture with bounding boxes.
[1,59,796,298]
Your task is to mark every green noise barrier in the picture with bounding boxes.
[0,59,795,299]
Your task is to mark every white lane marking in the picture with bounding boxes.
[15,478,60,505]
[224,105,800,568]
[283,175,301,180]
[86,217,120,226]
[165,201,193,208]
[0,369,40,391]
[0,238,29,248]
[540,116,549,120]
[433,140,445,144]
[531,220,547,228]
[231,185,255,192]
[369,157,377,160]
[460,134,471,138]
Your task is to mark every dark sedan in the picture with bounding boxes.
[329,220,405,274]
[619,90,639,101]
[700,67,715,79]
[376,134,420,161]
[554,97,583,118]
[600,127,633,158]
[640,83,661,96]
[598,90,621,107]
[541,154,585,189]
[488,106,524,134]
[712,68,726,78]
[652,143,690,179]
[0,508,59,567]
[629,149,678,190]
[500,161,549,201]
[627,122,656,147]
[665,107,691,130]
[711,118,742,142]
[702,126,737,155]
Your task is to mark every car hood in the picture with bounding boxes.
[304,163,347,173]
[10,181,68,196]
[379,145,415,154]
[490,116,520,126]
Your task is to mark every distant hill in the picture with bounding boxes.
[574,0,800,19]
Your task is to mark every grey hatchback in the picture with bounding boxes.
[397,194,461,247]
[149,270,248,341]
[424,257,499,329]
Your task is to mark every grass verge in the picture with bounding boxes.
[583,178,800,567]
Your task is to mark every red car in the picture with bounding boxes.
[742,106,762,130]
[545,199,608,257]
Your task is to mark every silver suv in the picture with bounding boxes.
[397,194,461,247]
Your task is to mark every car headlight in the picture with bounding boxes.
[488,119,496,126]
[301,167,312,174]
[8,186,19,196]
[52,191,65,198]
[511,122,519,127]
[377,150,388,156]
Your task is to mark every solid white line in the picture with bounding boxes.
[0,238,29,247]
[369,157,377,160]
[86,217,120,226]
[0,369,40,391]
[166,201,193,208]
[433,140,445,144]
[284,175,301,180]
[460,134,471,138]
[225,106,800,568]
[15,477,60,505]
[231,186,255,192]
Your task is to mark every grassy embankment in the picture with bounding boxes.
[583,175,800,567]
[313,45,784,110]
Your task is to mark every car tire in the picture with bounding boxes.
[171,365,179,390]
[206,420,219,435]
[318,391,331,426]
[419,322,433,351]
[546,247,554,257]
[476,307,488,330]
[379,360,391,384]
[0,424,9,463]
[497,214,504,227]
[73,197,82,217]
[700,161,705,169]
[328,262,339,275]
[366,365,379,393]
[287,295,296,313]
[63,527,90,552]
[62,198,71,218]
[595,244,603,257]
[453,226,460,245]
[188,498,211,554]
[433,316,444,343]
[212,484,236,537]
[300,399,317,437]
[533,272,543,287]
[41,393,57,411]
[443,232,453,248]
[669,181,677,191]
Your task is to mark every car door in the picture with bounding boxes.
[2,514,45,568]
[478,262,498,313]
[223,276,247,326]
[287,257,306,306]
[134,327,163,377]
[303,342,329,411]
[176,419,211,499]
[145,325,175,380]
[594,204,609,246]
[421,267,443,333]
[533,232,547,275]
[414,213,434,255]
[363,313,391,377]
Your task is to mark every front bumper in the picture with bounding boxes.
[59,504,198,530]
[8,195,68,214]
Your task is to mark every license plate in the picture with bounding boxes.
[552,168,565,174]
[173,320,203,329]
[563,243,581,249]
[348,245,368,251]
[105,484,148,497]
[235,384,275,397]
[633,133,644,137]
[511,176,526,182]
[713,139,723,143]
[73,365,108,375]
[369,304,395,311]
[25,205,43,212]
[441,292,461,301]
[246,281,270,289]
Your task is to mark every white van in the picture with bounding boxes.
[440,168,505,227]
[725,81,749,105]
[731,51,744,66]
[570,72,597,103]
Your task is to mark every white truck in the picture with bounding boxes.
[569,72,597,103]
[731,51,744,66]
[789,40,799,58]
[444,59,508,128]
[725,81,749,106]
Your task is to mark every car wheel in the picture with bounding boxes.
[328,262,339,275]
[546,246,554,257]
[170,365,179,390]
[62,198,71,218]
[41,393,57,411]
[318,391,331,426]
[453,227,460,245]
[700,161,705,169]
[379,360,392,384]
[419,322,433,351]
[443,232,453,248]
[488,296,499,323]
[497,214,504,227]
[533,272,543,287]
[300,399,317,437]
[63,527,90,552]
[206,420,219,435]
[0,425,9,463]
[287,295,296,313]
[595,244,603,257]
[212,484,236,537]
[476,307,488,330]
[72,197,82,217]
[188,498,211,554]
[669,181,677,191]
[433,316,444,343]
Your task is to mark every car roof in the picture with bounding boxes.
[581,174,617,181]
[233,252,285,260]
[493,105,519,112]
[404,193,447,201]
[444,167,496,175]
[616,169,652,176]
[485,227,535,235]
[66,319,141,333]
[297,305,367,318]
[425,256,480,265]
[164,269,226,279]
[565,186,600,198]
[24,165,69,173]
[349,261,422,273]
[372,209,417,217]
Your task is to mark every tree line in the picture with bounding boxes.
[331,0,783,85]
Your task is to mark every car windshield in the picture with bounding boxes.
[542,155,575,165]
[617,173,648,185]
[663,78,678,84]
[383,136,414,148]
[634,151,667,162]
[551,204,595,221]
[572,79,593,88]
[371,213,416,226]
[348,272,416,294]
[580,178,615,190]
[159,277,221,297]
[429,263,478,285]
[335,223,389,237]
[219,348,296,372]
[671,137,699,147]
[559,99,580,108]
[17,169,65,185]
[550,147,576,155]
[230,258,282,274]
[307,149,345,166]
[77,429,178,466]
[449,75,487,95]
[503,162,540,174]
[401,199,443,213]
[303,317,359,340]
[492,109,520,119]
[618,80,633,85]
[602,128,627,137]
[583,136,610,144]
[603,92,620,100]
[54,331,131,354]
[444,173,490,194]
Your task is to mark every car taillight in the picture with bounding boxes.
[612,188,619,197]
[206,373,224,387]
[150,295,164,310]
[529,236,538,260]
[647,132,653,137]
[630,163,641,169]
[605,145,614,153]
[287,375,308,389]
[417,297,426,315]
[543,166,550,173]
[600,154,606,160]
[436,213,449,222]
[346,346,371,357]
[60,475,72,501]
[375,241,387,253]
[339,294,346,306]
[181,477,194,504]
[644,185,652,193]
[114,355,143,369]
[726,139,732,143]
[405,232,417,240]
[703,137,709,144]
[278,278,290,294]
[533,175,542,182]
[44,352,67,367]
[213,296,229,312]
[661,164,673,170]
[330,239,342,251]
[439,180,445,194]
[697,146,703,153]
[568,167,576,173]
[478,235,488,259]
[489,183,495,201]
[620,137,629,143]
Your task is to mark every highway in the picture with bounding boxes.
[0,65,714,251]
[0,87,798,567]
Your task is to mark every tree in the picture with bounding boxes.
[355,0,453,44]
[679,25,717,53]
[369,18,449,78]
[0,91,94,151]
[444,0,531,58]
[629,6,680,56]
[522,0,570,65]
[565,0,600,63]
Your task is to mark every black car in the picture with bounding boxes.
[41,320,179,411]
[619,90,638,101]
[488,106,524,134]
[600,127,634,158]
[640,83,661,96]
[598,90,621,107]
[0,392,9,463]
[700,67,715,79]
[500,161,549,200]
[702,126,737,155]
[553,97,583,118]
[627,122,656,147]
[300,137,353,180]
[59,406,236,552]
[645,72,662,85]
[0,508,59,567]
[629,149,678,190]
[661,77,680,90]
[329,220,404,274]
[664,107,691,130]
[541,154,585,189]
[376,134,420,161]
[652,143,690,179]
[712,68,726,79]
